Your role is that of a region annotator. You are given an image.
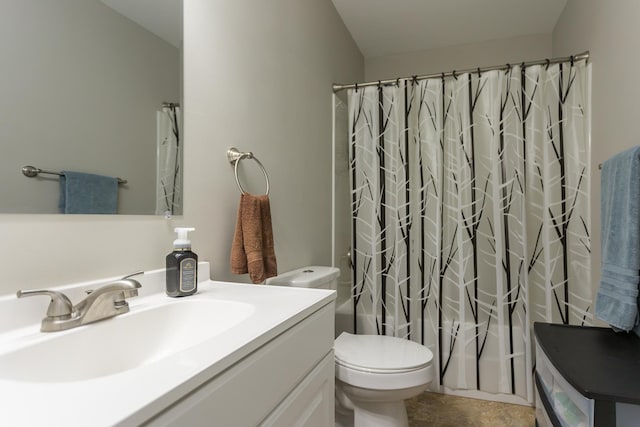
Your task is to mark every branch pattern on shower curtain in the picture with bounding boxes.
[347,61,591,401]
[156,105,182,216]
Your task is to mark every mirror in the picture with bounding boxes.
[0,0,182,215]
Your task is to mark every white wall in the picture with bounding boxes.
[0,0,363,294]
[365,33,552,81]
[553,0,640,309]
[0,0,180,214]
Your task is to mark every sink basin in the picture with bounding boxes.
[0,298,254,382]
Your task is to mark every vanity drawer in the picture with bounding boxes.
[144,303,334,426]
[260,351,334,427]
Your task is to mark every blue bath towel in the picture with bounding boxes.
[595,146,640,334]
[59,171,118,214]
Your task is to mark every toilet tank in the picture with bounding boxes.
[266,266,340,290]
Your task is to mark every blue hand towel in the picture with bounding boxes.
[595,146,640,334]
[59,171,118,214]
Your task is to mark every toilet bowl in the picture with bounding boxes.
[334,332,433,427]
[266,266,434,427]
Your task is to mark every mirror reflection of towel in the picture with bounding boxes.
[230,193,277,283]
[59,171,118,214]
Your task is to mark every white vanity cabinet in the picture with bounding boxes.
[144,302,335,427]
[0,266,336,427]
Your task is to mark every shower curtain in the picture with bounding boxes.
[346,60,591,402]
[156,105,182,216]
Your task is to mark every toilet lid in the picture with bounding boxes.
[334,332,433,373]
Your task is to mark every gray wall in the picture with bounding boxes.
[553,0,640,311]
[365,33,552,81]
[0,0,180,214]
[183,0,363,283]
[0,0,363,294]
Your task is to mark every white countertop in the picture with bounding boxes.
[0,266,335,426]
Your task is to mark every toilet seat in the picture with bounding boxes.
[335,332,433,372]
[336,358,425,374]
[334,332,434,390]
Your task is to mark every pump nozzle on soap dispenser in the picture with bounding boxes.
[173,227,195,249]
[166,227,198,297]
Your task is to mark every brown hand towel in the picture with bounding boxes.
[230,193,277,283]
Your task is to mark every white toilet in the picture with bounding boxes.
[267,266,434,427]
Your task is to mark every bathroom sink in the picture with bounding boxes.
[0,263,336,427]
[0,298,254,382]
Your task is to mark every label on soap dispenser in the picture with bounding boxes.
[179,258,197,292]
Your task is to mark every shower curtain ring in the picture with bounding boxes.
[570,55,575,66]
[452,70,457,80]
[545,58,550,69]
[355,83,358,92]
[477,67,481,77]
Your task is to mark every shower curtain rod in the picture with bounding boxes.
[332,51,589,93]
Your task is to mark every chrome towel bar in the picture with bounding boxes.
[227,147,270,196]
[21,165,127,184]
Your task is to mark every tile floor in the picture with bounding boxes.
[406,392,535,427]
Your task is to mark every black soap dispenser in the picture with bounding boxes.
[166,227,198,297]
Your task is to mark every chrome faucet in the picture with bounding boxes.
[17,279,142,332]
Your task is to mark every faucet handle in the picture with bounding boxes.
[121,271,144,280]
[16,290,74,319]
[115,279,141,300]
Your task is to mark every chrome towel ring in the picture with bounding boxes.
[227,147,270,196]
